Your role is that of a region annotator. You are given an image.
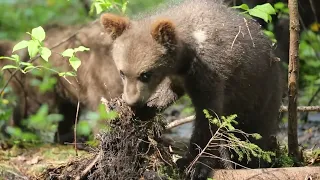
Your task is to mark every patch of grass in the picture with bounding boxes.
[0,144,89,178]
[272,145,305,167]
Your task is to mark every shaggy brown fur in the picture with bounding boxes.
[0,21,184,143]
[100,0,285,179]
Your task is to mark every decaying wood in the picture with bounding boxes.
[288,0,300,159]
[212,166,320,180]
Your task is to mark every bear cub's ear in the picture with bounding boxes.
[151,19,177,50]
[100,13,129,40]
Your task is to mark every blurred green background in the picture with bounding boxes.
[0,0,168,40]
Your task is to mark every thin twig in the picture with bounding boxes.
[243,18,255,47]
[186,113,222,174]
[75,153,101,180]
[231,26,241,50]
[74,100,80,156]
[156,147,171,166]
[165,115,195,129]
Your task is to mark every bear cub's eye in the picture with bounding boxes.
[119,70,125,79]
[138,71,153,83]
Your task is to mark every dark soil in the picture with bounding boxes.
[40,97,182,180]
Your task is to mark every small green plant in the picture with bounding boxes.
[77,103,118,137]
[178,95,195,116]
[185,109,275,173]
[2,103,65,145]
[157,164,181,180]
[272,145,301,167]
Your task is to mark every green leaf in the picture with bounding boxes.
[252,133,262,140]
[12,40,29,52]
[274,2,285,10]
[20,62,33,67]
[86,111,100,121]
[23,65,37,73]
[106,111,118,120]
[232,4,249,11]
[5,126,22,138]
[36,104,49,116]
[254,3,276,15]
[27,40,40,58]
[0,56,16,61]
[61,49,74,57]
[77,121,91,136]
[11,54,20,62]
[2,65,18,71]
[94,3,103,14]
[31,26,46,42]
[47,114,63,123]
[248,9,269,23]
[69,56,81,71]
[122,1,128,13]
[58,71,77,77]
[74,46,90,52]
[40,47,51,62]
[263,30,277,43]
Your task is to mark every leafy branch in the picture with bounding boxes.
[186,110,275,174]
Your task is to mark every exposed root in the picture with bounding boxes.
[40,97,181,180]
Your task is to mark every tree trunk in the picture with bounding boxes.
[287,0,300,160]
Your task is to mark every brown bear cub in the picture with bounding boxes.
[0,22,184,144]
[100,0,284,179]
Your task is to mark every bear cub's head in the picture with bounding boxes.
[100,13,181,107]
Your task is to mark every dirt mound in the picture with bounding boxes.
[41,97,181,180]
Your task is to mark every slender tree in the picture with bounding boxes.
[288,0,300,160]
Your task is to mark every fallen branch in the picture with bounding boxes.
[166,105,320,130]
[280,105,320,112]
[212,166,320,180]
[165,115,195,129]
